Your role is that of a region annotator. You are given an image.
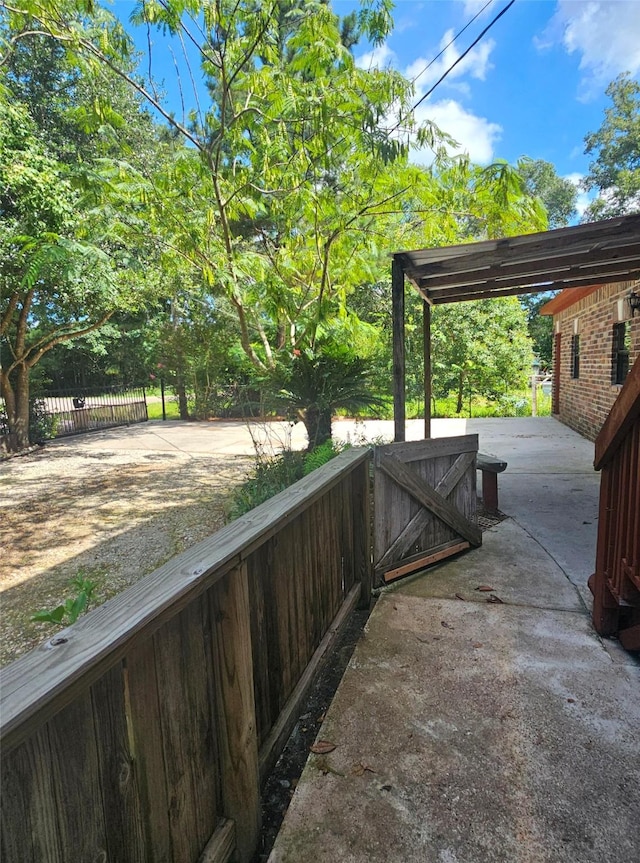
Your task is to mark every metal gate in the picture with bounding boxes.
[374,435,481,585]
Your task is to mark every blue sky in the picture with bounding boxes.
[116,1,640,215]
[347,0,640,214]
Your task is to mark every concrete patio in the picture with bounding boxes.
[268,418,640,863]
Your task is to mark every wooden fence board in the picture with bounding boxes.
[47,690,108,862]
[91,663,146,863]
[124,637,173,863]
[0,448,370,753]
[1,450,373,863]
[0,728,62,863]
[211,564,260,863]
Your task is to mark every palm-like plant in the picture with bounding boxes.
[275,345,385,450]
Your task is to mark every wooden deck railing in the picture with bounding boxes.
[0,447,372,863]
[590,356,640,651]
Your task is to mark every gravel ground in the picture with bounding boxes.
[0,443,253,667]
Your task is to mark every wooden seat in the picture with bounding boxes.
[477,453,507,513]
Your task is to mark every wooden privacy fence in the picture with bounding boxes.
[590,357,640,651]
[0,448,371,863]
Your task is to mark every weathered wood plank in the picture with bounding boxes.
[377,452,481,547]
[123,637,173,862]
[383,540,471,583]
[247,551,272,747]
[392,255,406,442]
[0,447,370,755]
[91,663,146,863]
[376,433,479,464]
[153,611,203,863]
[211,564,260,863]
[352,459,372,607]
[423,300,432,439]
[198,818,236,863]
[399,214,640,272]
[377,451,475,568]
[0,728,62,863]
[46,690,108,862]
[258,583,361,782]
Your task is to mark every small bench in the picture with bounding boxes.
[477,453,507,513]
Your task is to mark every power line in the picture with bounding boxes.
[391,0,516,134]
[410,0,495,86]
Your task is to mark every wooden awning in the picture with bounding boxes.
[391,214,640,441]
[393,213,640,305]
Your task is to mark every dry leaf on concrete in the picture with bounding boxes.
[311,740,337,755]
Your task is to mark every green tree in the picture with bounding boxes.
[0,96,121,447]
[516,158,577,228]
[3,0,547,447]
[583,74,640,220]
[431,298,532,414]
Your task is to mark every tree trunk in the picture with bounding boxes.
[1,364,30,449]
[176,371,189,420]
[302,406,332,451]
[456,370,465,414]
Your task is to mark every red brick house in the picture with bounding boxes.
[540,280,640,441]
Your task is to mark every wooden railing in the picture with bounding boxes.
[590,357,640,651]
[0,447,372,863]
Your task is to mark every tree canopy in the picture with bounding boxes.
[1,0,552,446]
[583,73,640,220]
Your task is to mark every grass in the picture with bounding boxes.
[146,399,180,420]
[405,389,552,420]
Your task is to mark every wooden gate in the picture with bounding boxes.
[374,435,481,584]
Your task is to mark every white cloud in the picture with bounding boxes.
[542,1,640,93]
[355,42,396,71]
[407,28,495,88]
[411,99,502,165]
[564,172,593,217]
[462,0,493,17]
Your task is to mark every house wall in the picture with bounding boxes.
[552,280,640,441]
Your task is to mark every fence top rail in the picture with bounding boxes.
[594,356,640,470]
[0,445,370,754]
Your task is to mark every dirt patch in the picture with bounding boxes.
[0,443,252,666]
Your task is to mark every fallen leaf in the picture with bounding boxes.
[311,740,336,755]
[486,594,504,604]
[472,643,483,649]
[475,585,495,592]
[352,762,377,776]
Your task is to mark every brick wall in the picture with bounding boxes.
[552,280,640,441]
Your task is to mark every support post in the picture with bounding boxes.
[392,257,406,442]
[423,300,431,439]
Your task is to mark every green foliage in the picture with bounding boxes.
[31,575,96,627]
[226,436,347,520]
[274,341,385,449]
[583,74,640,219]
[516,158,578,228]
[302,439,346,475]
[430,297,532,412]
[519,292,556,368]
[226,451,306,520]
